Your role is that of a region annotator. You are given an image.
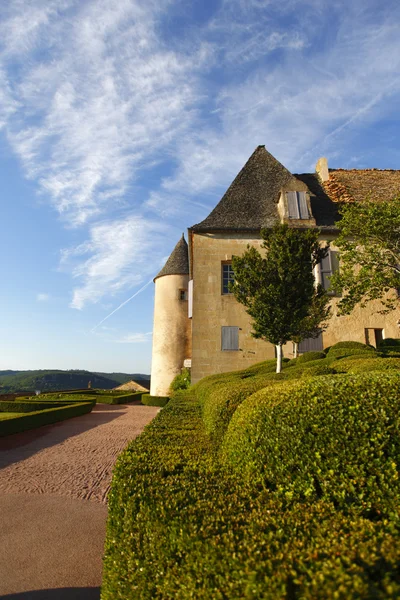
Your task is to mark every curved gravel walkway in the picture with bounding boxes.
[0,403,159,599]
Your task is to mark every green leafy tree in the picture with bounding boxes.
[330,197,400,315]
[292,285,331,358]
[230,224,327,372]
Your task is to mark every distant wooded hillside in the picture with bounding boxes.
[0,369,150,393]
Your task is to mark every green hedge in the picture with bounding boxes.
[379,338,400,348]
[222,372,400,512]
[331,357,400,374]
[102,387,400,599]
[296,350,326,363]
[19,393,98,403]
[0,401,95,437]
[0,400,72,412]
[96,392,143,404]
[141,394,169,407]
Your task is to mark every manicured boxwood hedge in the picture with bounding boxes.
[0,401,95,437]
[140,394,169,407]
[96,392,143,404]
[222,372,400,512]
[19,394,98,403]
[102,381,400,599]
[296,350,326,363]
[0,400,72,412]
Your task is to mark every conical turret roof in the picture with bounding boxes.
[191,145,295,231]
[154,235,189,281]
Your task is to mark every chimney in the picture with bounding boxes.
[316,157,329,182]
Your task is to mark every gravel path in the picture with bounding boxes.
[0,402,159,598]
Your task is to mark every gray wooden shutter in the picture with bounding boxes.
[299,333,324,352]
[297,192,309,219]
[221,326,239,351]
[287,192,299,218]
[320,251,332,290]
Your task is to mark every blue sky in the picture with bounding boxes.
[1,0,400,373]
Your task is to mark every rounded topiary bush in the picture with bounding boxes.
[337,357,400,374]
[329,341,374,350]
[222,372,400,512]
[379,338,400,348]
[300,364,336,377]
[326,341,377,361]
[296,351,326,363]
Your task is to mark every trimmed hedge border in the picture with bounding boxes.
[102,383,400,599]
[0,400,73,412]
[96,392,143,405]
[0,401,95,437]
[141,394,169,407]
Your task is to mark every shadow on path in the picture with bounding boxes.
[1,588,100,599]
[0,405,125,469]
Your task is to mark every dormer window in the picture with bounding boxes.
[286,191,309,219]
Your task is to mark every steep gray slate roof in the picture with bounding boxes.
[154,235,189,281]
[191,145,294,231]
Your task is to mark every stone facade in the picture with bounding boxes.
[150,146,400,391]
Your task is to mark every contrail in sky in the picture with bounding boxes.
[91,278,154,333]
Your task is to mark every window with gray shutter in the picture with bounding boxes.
[221,326,239,351]
[286,191,309,219]
[321,250,339,294]
[298,333,324,352]
[297,192,309,218]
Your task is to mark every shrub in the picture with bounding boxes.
[196,372,287,445]
[141,394,169,407]
[332,357,400,374]
[300,364,336,377]
[326,347,377,360]
[328,341,374,350]
[223,372,400,513]
[169,368,191,393]
[379,338,400,348]
[102,389,400,600]
[22,393,98,403]
[96,392,143,405]
[0,401,94,437]
[0,400,72,412]
[296,351,326,363]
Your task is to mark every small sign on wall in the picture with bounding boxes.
[184,359,192,368]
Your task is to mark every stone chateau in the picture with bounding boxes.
[150,145,400,397]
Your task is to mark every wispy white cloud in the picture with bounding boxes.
[1,0,202,226]
[36,293,50,302]
[1,0,400,312]
[61,215,166,310]
[113,331,152,343]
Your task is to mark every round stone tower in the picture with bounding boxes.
[150,235,191,397]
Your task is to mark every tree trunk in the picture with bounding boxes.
[293,342,299,359]
[276,343,283,373]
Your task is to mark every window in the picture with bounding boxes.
[222,262,235,294]
[179,289,187,301]
[221,326,239,351]
[320,249,339,294]
[287,191,309,219]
